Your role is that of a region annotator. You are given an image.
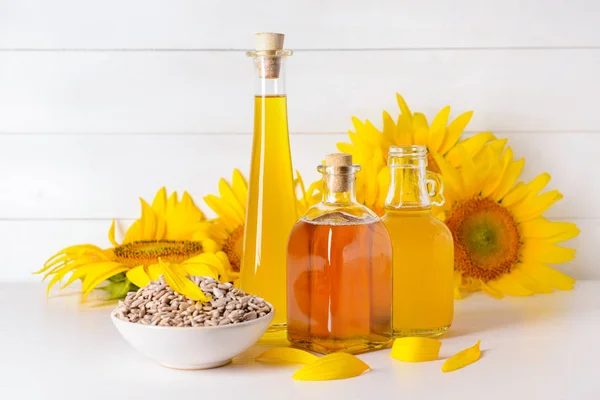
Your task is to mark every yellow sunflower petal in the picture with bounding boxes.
[108,220,119,247]
[457,145,480,198]
[520,262,575,290]
[123,220,142,244]
[491,154,525,201]
[480,281,504,299]
[509,190,563,222]
[231,169,248,207]
[256,348,319,364]
[396,93,413,123]
[126,265,151,288]
[82,265,129,301]
[520,218,580,243]
[411,112,429,146]
[428,106,450,153]
[434,154,464,194]
[38,255,69,276]
[159,261,210,302]
[140,199,157,240]
[446,132,496,167]
[439,111,474,155]
[293,353,370,381]
[394,113,412,144]
[502,173,551,207]
[442,340,481,373]
[151,187,167,214]
[215,251,238,282]
[390,337,441,362]
[337,142,354,154]
[147,263,162,280]
[486,274,533,297]
[382,110,397,139]
[39,244,103,271]
[58,261,112,290]
[480,144,511,197]
[204,195,240,231]
[510,268,553,294]
[521,240,576,264]
[178,263,220,280]
[218,178,245,219]
[202,238,220,253]
[45,258,94,296]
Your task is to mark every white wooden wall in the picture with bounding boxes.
[1,0,599,281]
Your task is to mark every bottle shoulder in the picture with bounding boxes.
[301,202,381,225]
[383,210,452,234]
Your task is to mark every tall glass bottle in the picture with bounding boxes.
[242,33,296,331]
[287,153,393,354]
[382,145,454,337]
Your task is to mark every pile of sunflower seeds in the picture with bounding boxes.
[114,276,272,327]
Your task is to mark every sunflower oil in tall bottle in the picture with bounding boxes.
[287,154,393,354]
[241,33,297,331]
[382,145,454,337]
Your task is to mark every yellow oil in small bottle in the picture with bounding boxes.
[241,95,297,330]
[383,208,453,336]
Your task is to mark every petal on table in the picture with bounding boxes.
[442,340,482,372]
[293,353,370,381]
[256,348,319,364]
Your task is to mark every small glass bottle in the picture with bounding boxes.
[382,145,454,337]
[241,33,297,332]
[287,153,393,354]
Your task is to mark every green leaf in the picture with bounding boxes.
[108,272,127,283]
[99,278,138,300]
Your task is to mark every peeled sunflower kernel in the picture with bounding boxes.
[390,337,442,362]
[292,353,370,381]
[256,348,319,364]
[442,340,482,373]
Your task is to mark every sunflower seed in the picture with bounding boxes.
[243,311,257,321]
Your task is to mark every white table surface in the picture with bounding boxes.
[1,281,599,400]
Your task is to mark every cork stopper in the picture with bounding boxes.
[253,32,285,79]
[325,153,353,193]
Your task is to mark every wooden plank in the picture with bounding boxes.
[0,132,596,219]
[1,0,598,49]
[4,218,596,281]
[1,49,599,134]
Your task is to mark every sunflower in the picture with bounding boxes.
[337,93,496,215]
[36,188,234,302]
[433,142,580,298]
[203,169,319,272]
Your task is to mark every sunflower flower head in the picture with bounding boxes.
[36,188,232,301]
[434,142,580,298]
[337,93,496,215]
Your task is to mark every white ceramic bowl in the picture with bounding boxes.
[111,305,274,370]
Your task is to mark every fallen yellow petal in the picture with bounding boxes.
[390,337,442,362]
[293,353,370,381]
[442,340,482,373]
[256,348,319,364]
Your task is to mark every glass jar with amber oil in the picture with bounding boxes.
[287,153,393,354]
[382,145,454,338]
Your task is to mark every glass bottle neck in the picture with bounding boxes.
[252,56,287,96]
[385,159,432,210]
[323,174,357,205]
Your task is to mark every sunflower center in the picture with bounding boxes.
[222,226,244,272]
[445,198,521,282]
[113,240,203,266]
